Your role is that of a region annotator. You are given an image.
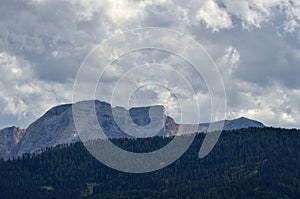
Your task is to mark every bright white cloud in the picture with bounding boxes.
[196,0,233,32]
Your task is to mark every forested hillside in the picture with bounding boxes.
[0,127,299,199]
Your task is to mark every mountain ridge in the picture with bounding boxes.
[0,100,264,159]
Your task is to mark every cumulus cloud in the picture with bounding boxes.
[0,52,72,128]
[196,0,233,32]
[0,0,300,128]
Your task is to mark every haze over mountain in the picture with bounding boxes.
[0,100,264,159]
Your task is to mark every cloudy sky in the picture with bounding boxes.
[1,0,300,129]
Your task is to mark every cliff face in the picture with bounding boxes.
[0,126,25,160]
[164,116,179,136]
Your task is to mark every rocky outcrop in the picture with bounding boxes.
[164,116,179,136]
[0,126,25,160]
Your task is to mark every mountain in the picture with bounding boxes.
[15,100,166,158]
[0,126,25,160]
[223,116,265,130]
[0,100,264,159]
[165,116,265,136]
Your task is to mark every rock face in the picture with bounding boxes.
[0,126,25,160]
[15,104,78,157]
[14,100,166,157]
[164,116,179,136]
[0,100,265,159]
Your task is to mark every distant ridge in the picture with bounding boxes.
[224,117,265,131]
[0,100,264,159]
[165,116,264,136]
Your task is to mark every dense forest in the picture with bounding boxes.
[0,127,299,199]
